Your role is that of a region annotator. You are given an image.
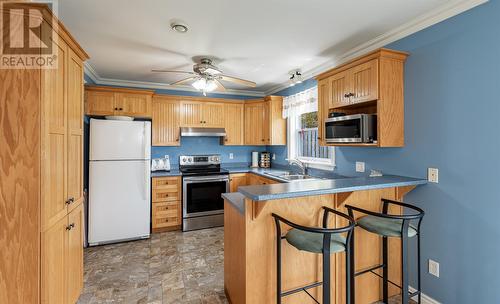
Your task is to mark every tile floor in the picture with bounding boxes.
[77,227,414,304]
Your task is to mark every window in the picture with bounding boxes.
[291,112,334,168]
[284,85,334,169]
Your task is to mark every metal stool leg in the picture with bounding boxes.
[322,235,332,304]
[382,236,389,304]
[276,220,282,304]
[401,223,410,303]
[346,231,355,304]
[417,232,422,303]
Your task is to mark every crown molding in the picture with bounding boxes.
[83,62,265,97]
[265,0,488,95]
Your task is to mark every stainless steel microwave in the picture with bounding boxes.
[325,114,377,143]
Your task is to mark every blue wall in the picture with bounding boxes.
[152,137,267,164]
[273,1,499,302]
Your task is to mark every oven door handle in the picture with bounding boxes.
[183,176,229,182]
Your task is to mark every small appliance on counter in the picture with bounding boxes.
[251,151,259,168]
[151,155,171,171]
[259,152,271,168]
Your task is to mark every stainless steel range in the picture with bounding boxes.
[180,154,229,231]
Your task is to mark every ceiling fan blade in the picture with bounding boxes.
[214,79,226,92]
[170,76,197,85]
[219,75,256,87]
[151,69,196,75]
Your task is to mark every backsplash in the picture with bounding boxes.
[152,137,268,164]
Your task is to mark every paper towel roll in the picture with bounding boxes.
[251,151,259,168]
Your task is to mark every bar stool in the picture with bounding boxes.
[345,199,425,304]
[272,207,356,304]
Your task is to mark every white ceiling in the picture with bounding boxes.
[58,0,484,96]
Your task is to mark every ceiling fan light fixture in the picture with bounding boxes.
[192,78,217,93]
[171,22,189,33]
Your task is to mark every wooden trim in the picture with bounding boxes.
[85,85,154,95]
[395,185,416,200]
[152,225,181,233]
[244,98,266,104]
[315,48,408,80]
[153,93,245,104]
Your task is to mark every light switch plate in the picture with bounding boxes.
[356,162,365,173]
[229,153,234,160]
[428,259,440,277]
[428,168,439,183]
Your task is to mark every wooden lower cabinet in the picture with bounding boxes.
[152,176,182,232]
[246,173,279,186]
[42,203,84,304]
[229,173,248,192]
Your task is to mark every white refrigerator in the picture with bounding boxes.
[88,118,151,246]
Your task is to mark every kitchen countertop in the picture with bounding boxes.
[151,169,182,177]
[222,175,427,214]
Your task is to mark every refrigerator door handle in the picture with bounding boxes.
[143,124,148,159]
[144,163,148,200]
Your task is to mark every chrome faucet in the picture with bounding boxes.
[289,159,307,175]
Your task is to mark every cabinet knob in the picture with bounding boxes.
[119,107,123,111]
[176,138,179,141]
[317,137,321,140]
[344,93,350,98]
[114,107,118,110]
[66,223,75,231]
[65,197,74,205]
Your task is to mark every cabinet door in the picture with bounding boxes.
[350,59,378,104]
[317,79,330,146]
[223,103,244,145]
[42,37,68,230]
[181,101,203,127]
[244,103,265,145]
[41,216,68,304]
[329,71,350,108]
[67,203,84,304]
[246,173,261,186]
[85,91,115,116]
[152,98,181,146]
[267,97,286,145]
[115,93,152,117]
[203,103,225,127]
[229,174,247,192]
[67,48,84,213]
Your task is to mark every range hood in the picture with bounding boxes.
[180,127,227,137]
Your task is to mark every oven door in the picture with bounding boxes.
[325,114,363,143]
[183,175,229,218]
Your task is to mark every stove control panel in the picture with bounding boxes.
[179,154,221,166]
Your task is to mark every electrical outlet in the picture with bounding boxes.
[229,153,234,160]
[428,259,440,277]
[272,153,276,160]
[356,162,365,173]
[428,168,439,183]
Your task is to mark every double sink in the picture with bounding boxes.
[263,171,323,182]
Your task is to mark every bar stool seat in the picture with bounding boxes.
[285,229,346,254]
[357,215,418,238]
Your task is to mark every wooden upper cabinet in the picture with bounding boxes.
[152,97,181,146]
[266,96,286,145]
[181,101,224,127]
[115,92,152,117]
[244,97,286,146]
[66,204,84,304]
[316,48,408,147]
[329,70,350,108]
[244,101,265,145]
[181,101,203,127]
[349,59,378,104]
[42,37,68,230]
[203,103,224,127]
[85,86,154,117]
[223,103,244,145]
[85,91,115,116]
[67,48,84,212]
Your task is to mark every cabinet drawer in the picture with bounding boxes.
[152,215,180,228]
[152,176,181,202]
[152,201,179,217]
[152,188,180,202]
[152,176,180,190]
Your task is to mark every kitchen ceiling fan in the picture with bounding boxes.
[152,58,256,95]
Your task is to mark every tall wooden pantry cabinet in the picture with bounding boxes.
[0,4,89,304]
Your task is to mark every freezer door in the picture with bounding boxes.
[88,160,150,245]
[90,119,151,160]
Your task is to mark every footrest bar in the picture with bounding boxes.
[355,264,385,277]
[281,281,323,297]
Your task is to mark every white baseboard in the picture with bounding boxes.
[409,286,441,304]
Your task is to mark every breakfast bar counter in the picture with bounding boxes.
[222,175,426,304]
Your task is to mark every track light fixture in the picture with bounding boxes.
[288,70,303,87]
